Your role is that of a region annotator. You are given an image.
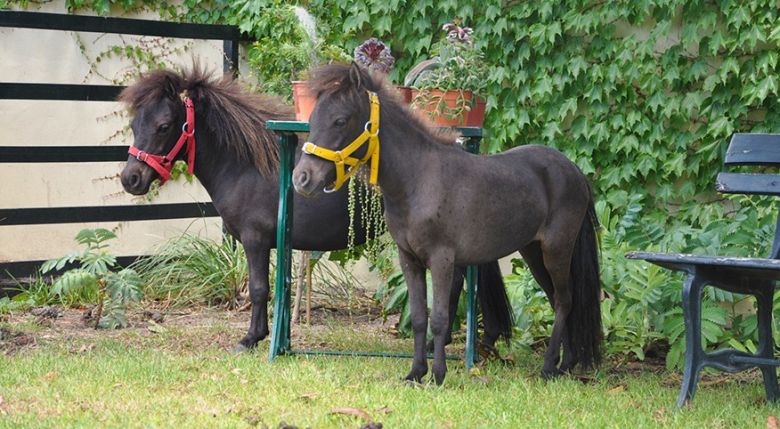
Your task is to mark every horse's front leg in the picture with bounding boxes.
[426,265,465,352]
[429,251,455,385]
[398,248,428,383]
[235,242,271,352]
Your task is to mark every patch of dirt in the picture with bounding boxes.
[1,300,397,355]
[0,327,36,354]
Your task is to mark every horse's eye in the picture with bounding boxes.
[334,118,347,127]
[157,123,171,133]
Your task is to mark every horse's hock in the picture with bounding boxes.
[628,133,780,407]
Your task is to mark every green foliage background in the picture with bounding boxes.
[239,0,780,367]
[8,0,780,366]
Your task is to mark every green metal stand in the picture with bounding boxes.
[265,121,482,369]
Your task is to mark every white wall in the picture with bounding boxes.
[0,1,224,263]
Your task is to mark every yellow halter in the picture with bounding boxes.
[301,91,380,193]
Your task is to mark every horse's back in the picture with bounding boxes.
[486,144,592,227]
[496,144,589,193]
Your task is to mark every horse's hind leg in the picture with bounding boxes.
[398,248,429,383]
[521,242,577,373]
[537,238,576,379]
[236,242,271,352]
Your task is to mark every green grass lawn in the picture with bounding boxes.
[0,309,776,428]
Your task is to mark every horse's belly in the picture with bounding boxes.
[453,224,538,265]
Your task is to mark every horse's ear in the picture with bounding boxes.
[163,75,179,100]
[349,61,364,89]
[349,62,381,92]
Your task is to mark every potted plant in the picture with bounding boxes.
[409,20,487,127]
[245,5,350,121]
[353,38,412,103]
[291,43,351,121]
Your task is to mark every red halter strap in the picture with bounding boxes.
[128,96,196,184]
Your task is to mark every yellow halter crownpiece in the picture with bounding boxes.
[301,91,380,193]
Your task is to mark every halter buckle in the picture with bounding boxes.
[363,121,379,137]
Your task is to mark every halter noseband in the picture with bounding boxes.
[301,91,380,193]
[128,95,196,184]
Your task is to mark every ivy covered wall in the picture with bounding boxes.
[7,0,780,365]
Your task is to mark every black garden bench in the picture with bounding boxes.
[627,133,780,407]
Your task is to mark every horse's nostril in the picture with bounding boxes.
[130,173,141,188]
[296,171,310,188]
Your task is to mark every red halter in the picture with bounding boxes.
[128,96,196,184]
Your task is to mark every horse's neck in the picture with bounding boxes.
[192,131,276,201]
[377,126,455,209]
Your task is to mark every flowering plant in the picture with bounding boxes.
[412,20,487,122]
[354,38,395,74]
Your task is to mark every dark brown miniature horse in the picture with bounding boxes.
[118,66,513,353]
[293,63,602,384]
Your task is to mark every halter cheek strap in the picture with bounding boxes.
[301,91,380,193]
[128,96,196,184]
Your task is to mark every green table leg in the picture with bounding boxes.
[269,132,297,361]
[463,135,481,370]
[465,265,479,369]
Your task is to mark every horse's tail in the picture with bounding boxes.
[477,260,514,345]
[566,198,603,368]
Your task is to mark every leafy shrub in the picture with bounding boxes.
[130,233,248,308]
[41,229,142,328]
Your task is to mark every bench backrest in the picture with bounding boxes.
[716,133,780,258]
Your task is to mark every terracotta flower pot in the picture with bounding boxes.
[396,85,413,104]
[411,89,473,126]
[464,96,487,127]
[291,81,316,122]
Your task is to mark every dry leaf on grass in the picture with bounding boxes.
[768,415,779,429]
[147,320,166,334]
[243,415,261,427]
[607,384,626,395]
[375,406,392,415]
[652,407,667,423]
[331,407,372,421]
[78,343,95,354]
[43,371,59,381]
[299,392,318,401]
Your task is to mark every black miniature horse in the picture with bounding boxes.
[118,66,513,353]
[293,63,602,384]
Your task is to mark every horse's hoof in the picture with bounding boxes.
[234,337,260,353]
[433,372,446,386]
[233,343,250,354]
[540,367,564,380]
[403,375,422,385]
[404,368,427,384]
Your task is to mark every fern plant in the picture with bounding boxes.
[40,228,142,329]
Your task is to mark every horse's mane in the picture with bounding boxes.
[119,64,293,176]
[308,63,458,146]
